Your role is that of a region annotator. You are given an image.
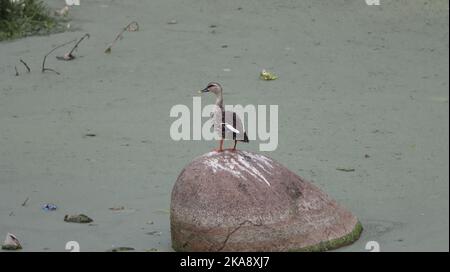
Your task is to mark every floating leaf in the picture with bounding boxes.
[260,69,278,80]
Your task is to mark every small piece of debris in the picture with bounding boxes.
[221,45,228,48]
[21,197,29,207]
[336,167,355,172]
[84,133,96,137]
[260,69,278,80]
[154,209,170,214]
[2,233,22,250]
[107,246,135,252]
[64,214,93,223]
[364,154,370,158]
[146,221,154,225]
[127,23,139,32]
[109,206,125,211]
[42,203,57,211]
[146,231,162,236]
[209,24,217,28]
[109,207,136,213]
[56,52,75,61]
[167,19,178,25]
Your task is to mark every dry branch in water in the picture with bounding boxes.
[105,21,139,54]
[20,59,31,72]
[57,33,90,61]
[42,39,77,74]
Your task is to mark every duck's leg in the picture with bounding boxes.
[215,139,224,152]
[226,140,238,151]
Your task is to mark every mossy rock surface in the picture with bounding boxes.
[171,150,362,252]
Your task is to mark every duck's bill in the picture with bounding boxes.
[198,88,209,93]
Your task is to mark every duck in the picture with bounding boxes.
[199,82,249,152]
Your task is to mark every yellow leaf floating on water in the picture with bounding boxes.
[260,69,278,80]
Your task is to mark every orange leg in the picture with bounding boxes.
[215,139,224,152]
[226,140,238,152]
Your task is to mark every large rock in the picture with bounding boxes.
[170,150,362,251]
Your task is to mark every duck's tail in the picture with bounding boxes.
[241,132,249,143]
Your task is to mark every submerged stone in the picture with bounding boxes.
[170,150,362,251]
[2,233,22,250]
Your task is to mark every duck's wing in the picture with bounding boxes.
[213,110,247,140]
[219,122,241,134]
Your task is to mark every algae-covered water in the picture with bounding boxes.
[0,0,448,251]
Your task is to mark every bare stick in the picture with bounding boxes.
[42,39,77,74]
[105,21,139,53]
[57,33,90,61]
[20,59,31,72]
[21,197,29,207]
[14,66,19,76]
[68,33,90,56]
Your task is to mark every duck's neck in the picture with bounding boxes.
[215,93,223,109]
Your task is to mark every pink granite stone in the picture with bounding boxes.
[171,150,362,251]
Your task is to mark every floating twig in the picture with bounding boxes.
[21,197,29,207]
[57,33,90,61]
[14,66,19,76]
[42,39,77,75]
[105,21,139,54]
[336,167,355,172]
[19,59,31,72]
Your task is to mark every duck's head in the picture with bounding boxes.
[199,82,222,96]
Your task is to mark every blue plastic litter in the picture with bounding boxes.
[42,203,57,211]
